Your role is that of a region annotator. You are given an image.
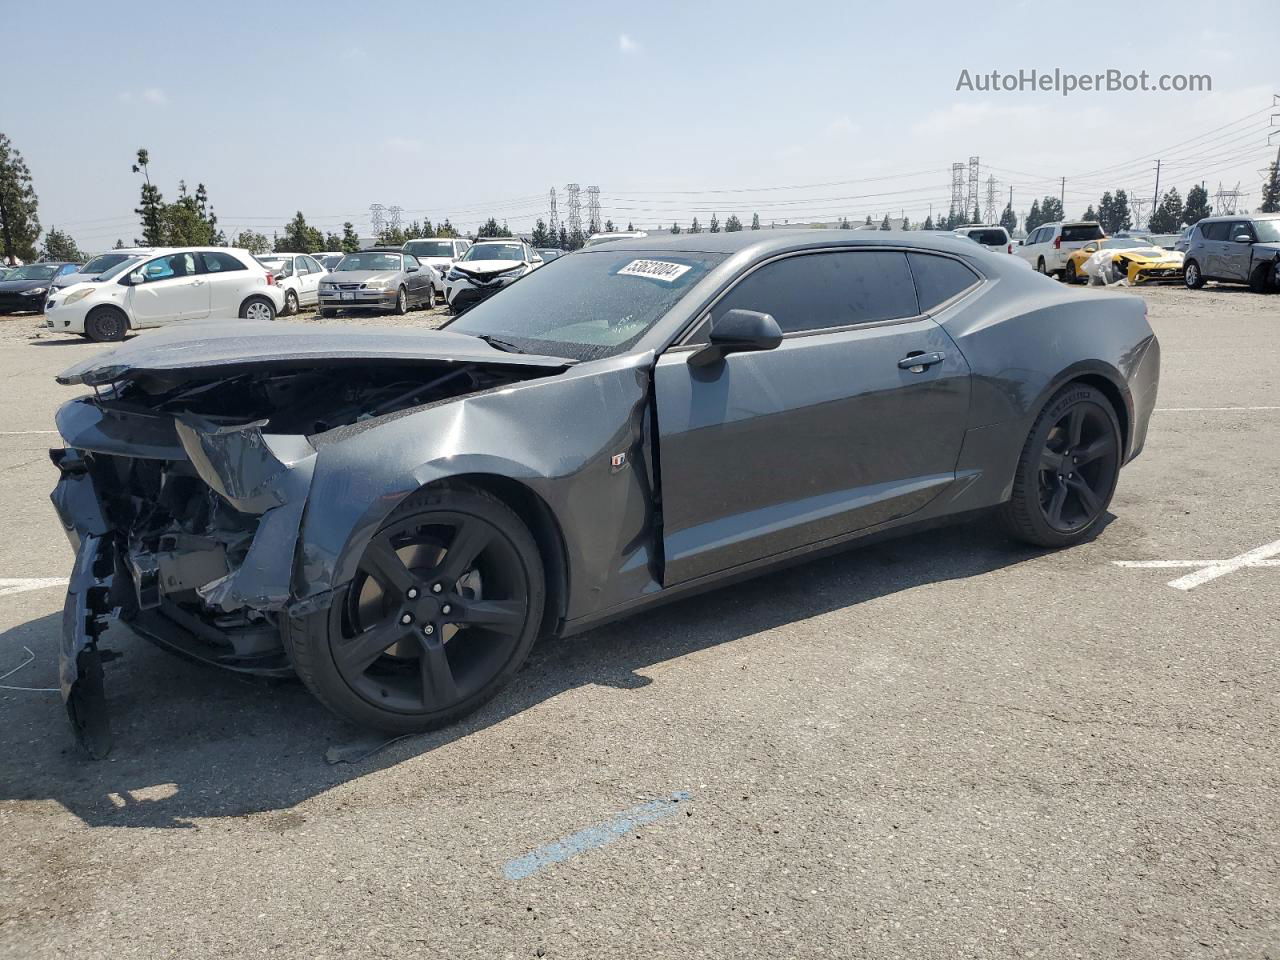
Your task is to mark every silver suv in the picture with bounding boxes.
[1182,215,1280,292]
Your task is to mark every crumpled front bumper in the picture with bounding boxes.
[49,398,319,756]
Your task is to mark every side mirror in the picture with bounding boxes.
[120,270,144,286]
[1083,243,1098,253]
[1231,233,1253,244]
[1016,239,1024,246]
[406,265,419,273]
[688,309,783,368]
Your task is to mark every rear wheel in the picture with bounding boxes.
[240,296,276,322]
[999,383,1122,548]
[1184,259,1205,289]
[285,485,545,733]
[84,306,127,342]
[1036,257,1047,275]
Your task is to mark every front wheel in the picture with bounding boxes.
[284,289,299,315]
[1065,260,1078,283]
[284,485,545,733]
[84,306,127,342]
[1036,257,1047,275]
[240,296,276,322]
[998,383,1122,548]
[394,285,408,315]
[1184,259,1205,289]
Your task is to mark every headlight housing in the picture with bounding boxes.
[446,269,465,282]
[363,279,389,290]
[63,287,95,306]
[24,286,48,296]
[498,267,527,283]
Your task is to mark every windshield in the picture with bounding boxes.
[1253,219,1280,243]
[447,250,724,361]
[462,243,524,263]
[80,253,134,274]
[404,240,455,258]
[98,258,143,281]
[8,264,59,280]
[336,253,402,271]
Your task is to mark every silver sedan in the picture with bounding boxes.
[318,249,436,317]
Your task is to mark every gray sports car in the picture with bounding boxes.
[50,231,1159,755]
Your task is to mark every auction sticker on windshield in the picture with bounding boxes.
[616,259,693,283]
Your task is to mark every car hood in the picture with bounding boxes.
[453,260,526,276]
[1113,249,1182,263]
[325,269,401,283]
[0,278,56,292]
[56,321,573,387]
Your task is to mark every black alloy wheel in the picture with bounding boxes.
[285,486,544,732]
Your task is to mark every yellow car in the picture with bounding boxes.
[1064,237,1185,284]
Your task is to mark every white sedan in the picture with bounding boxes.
[43,248,285,342]
[444,240,544,314]
[257,253,327,315]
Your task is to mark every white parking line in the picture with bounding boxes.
[1113,538,1280,590]
[0,577,70,599]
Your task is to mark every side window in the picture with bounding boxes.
[405,255,420,269]
[1229,221,1255,242]
[60,264,77,275]
[200,251,247,273]
[713,251,918,335]
[907,253,981,312]
[295,257,310,275]
[303,256,323,273]
[1201,222,1228,241]
[141,252,197,282]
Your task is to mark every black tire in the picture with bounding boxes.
[240,296,276,322]
[998,383,1122,548]
[284,289,299,315]
[1065,260,1079,283]
[1184,259,1205,289]
[1036,257,1047,275]
[84,306,127,342]
[1248,263,1273,294]
[393,285,409,315]
[424,283,436,309]
[319,308,337,318]
[284,484,545,733]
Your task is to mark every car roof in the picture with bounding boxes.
[359,247,408,253]
[1197,213,1280,221]
[580,228,987,258]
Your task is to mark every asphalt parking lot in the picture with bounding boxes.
[1,286,1276,959]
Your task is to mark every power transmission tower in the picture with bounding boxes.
[564,184,582,239]
[586,185,601,234]
[1213,181,1244,215]
[1130,197,1151,229]
[548,187,559,237]
[387,205,403,234]
[369,203,385,238]
[949,163,966,223]
[983,175,999,224]
[967,156,980,219]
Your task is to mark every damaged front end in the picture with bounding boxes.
[50,346,563,756]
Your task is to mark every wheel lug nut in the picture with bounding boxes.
[423,624,434,636]
[400,613,412,625]
[441,604,451,615]
[432,583,443,594]
[406,587,419,600]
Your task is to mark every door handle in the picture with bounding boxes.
[191,279,205,286]
[898,351,945,372]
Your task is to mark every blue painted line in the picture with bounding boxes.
[503,790,692,880]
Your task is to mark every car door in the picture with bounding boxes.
[1198,221,1228,277]
[199,250,253,317]
[124,252,210,327]
[1221,220,1256,282]
[296,256,322,305]
[653,249,973,586]
[401,254,425,302]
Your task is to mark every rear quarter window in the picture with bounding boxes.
[1200,222,1229,241]
[1061,225,1105,242]
[907,253,981,312]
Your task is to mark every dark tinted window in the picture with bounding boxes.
[1061,224,1105,242]
[1227,221,1255,242]
[966,229,1008,246]
[714,251,918,334]
[1200,221,1230,241]
[201,251,247,273]
[907,253,981,312]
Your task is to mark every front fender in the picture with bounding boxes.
[293,353,658,623]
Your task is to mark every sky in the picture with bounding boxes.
[4,0,1278,250]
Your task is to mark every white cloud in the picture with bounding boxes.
[142,87,168,105]
[618,34,639,55]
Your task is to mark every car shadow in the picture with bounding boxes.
[0,517,1093,829]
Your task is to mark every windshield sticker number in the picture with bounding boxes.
[617,259,692,283]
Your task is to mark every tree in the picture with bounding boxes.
[864,214,873,226]
[437,219,458,239]
[323,231,342,249]
[476,217,512,239]
[1149,188,1184,233]
[378,226,407,245]
[999,203,1017,233]
[0,133,40,263]
[689,217,701,233]
[709,213,720,233]
[1110,190,1132,232]
[1183,184,1212,225]
[1096,192,1115,233]
[725,214,743,232]
[1082,205,1097,223]
[557,225,569,249]
[923,214,935,231]
[971,204,981,224]
[41,227,82,262]
[604,219,616,233]
[900,218,911,231]
[838,217,850,229]
[161,180,221,245]
[880,214,891,230]
[341,222,361,252]
[233,230,271,255]
[1260,162,1280,214]
[1039,195,1064,225]
[530,218,550,247]
[132,148,165,246]
[670,222,682,234]
[1025,200,1042,232]
[750,213,760,230]
[277,211,324,253]
[626,222,634,231]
